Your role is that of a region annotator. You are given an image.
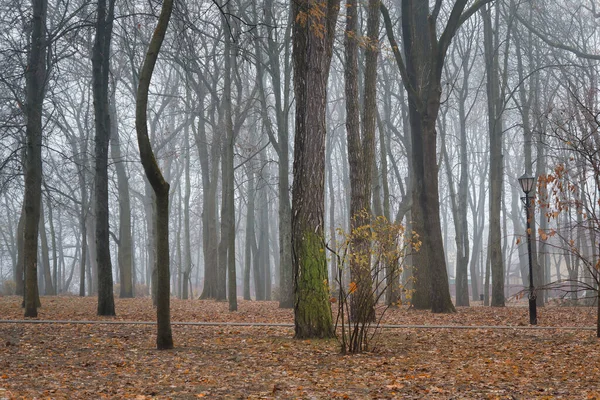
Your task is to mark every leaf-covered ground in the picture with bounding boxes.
[1,296,600,399]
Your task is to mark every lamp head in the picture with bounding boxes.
[518,173,536,194]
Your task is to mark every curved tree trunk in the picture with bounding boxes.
[135,0,174,350]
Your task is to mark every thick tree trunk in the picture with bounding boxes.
[410,113,455,313]
[344,0,379,322]
[380,0,485,313]
[92,0,116,316]
[291,0,340,339]
[23,0,48,318]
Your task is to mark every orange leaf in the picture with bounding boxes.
[349,282,357,294]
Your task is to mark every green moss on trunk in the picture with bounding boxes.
[294,231,334,339]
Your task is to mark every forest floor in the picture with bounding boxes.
[1,296,600,399]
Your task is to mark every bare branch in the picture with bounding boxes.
[515,13,600,61]
[379,3,419,104]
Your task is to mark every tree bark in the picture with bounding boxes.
[181,103,192,301]
[244,163,257,300]
[482,3,505,307]
[381,0,488,312]
[344,0,379,322]
[15,202,25,296]
[109,90,134,298]
[23,0,48,317]
[135,0,175,350]
[258,150,272,300]
[190,82,220,300]
[39,202,55,295]
[47,196,59,293]
[224,18,237,312]
[92,0,116,316]
[292,0,340,339]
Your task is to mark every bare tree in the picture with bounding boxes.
[23,0,48,317]
[381,0,490,312]
[92,0,116,315]
[135,0,175,350]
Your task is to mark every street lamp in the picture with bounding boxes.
[519,173,537,325]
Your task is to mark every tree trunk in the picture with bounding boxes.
[344,0,379,322]
[381,0,485,313]
[219,13,237,311]
[135,0,174,350]
[23,0,48,317]
[47,196,59,293]
[469,161,487,301]
[181,106,192,300]
[455,49,471,307]
[15,202,25,296]
[244,163,257,300]
[482,3,505,307]
[326,134,337,292]
[39,203,55,295]
[92,0,116,316]
[109,90,134,298]
[259,149,272,300]
[191,82,220,300]
[291,0,340,339]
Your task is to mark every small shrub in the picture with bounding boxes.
[330,211,419,353]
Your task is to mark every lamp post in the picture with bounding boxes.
[519,173,537,325]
